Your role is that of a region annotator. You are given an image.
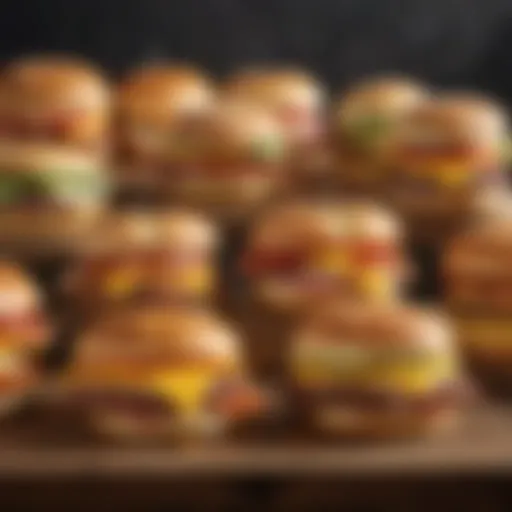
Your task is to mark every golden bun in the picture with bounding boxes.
[224,67,325,110]
[0,141,104,173]
[0,208,103,256]
[248,199,402,249]
[443,217,512,280]
[399,93,508,144]
[312,405,459,440]
[82,209,218,254]
[298,299,454,353]
[118,64,215,121]
[3,55,109,111]
[72,307,242,370]
[335,75,428,123]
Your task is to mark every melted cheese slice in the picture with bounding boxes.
[294,360,453,394]
[292,342,455,394]
[151,369,218,414]
[64,366,223,416]
[357,269,394,301]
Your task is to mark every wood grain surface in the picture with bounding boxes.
[0,403,509,477]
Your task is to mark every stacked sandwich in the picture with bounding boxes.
[62,210,219,322]
[57,307,268,441]
[0,56,110,254]
[0,262,51,414]
[444,218,512,390]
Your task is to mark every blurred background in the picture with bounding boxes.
[2,0,512,100]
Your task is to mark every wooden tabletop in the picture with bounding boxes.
[0,403,510,478]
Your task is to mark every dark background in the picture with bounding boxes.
[2,0,512,101]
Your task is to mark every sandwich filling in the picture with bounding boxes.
[243,239,401,302]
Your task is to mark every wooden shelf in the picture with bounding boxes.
[0,404,511,477]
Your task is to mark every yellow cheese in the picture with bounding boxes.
[64,366,221,415]
[102,269,139,299]
[293,357,455,394]
[174,266,214,295]
[357,270,393,301]
[435,162,470,187]
[151,369,219,414]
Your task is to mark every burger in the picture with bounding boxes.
[0,142,108,253]
[289,299,468,438]
[62,210,219,322]
[56,307,268,441]
[0,55,109,151]
[387,93,509,240]
[0,262,51,415]
[224,68,327,184]
[169,99,288,220]
[241,199,408,311]
[333,76,428,194]
[115,64,215,194]
[443,218,512,386]
[0,56,110,253]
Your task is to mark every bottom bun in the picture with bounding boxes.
[0,209,102,255]
[312,405,460,440]
[89,410,227,444]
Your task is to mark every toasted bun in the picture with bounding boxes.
[3,55,109,111]
[204,99,287,162]
[83,209,218,254]
[0,141,104,173]
[118,64,214,121]
[0,208,104,256]
[443,216,512,278]
[224,67,325,111]
[212,99,285,145]
[89,409,226,443]
[313,404,459,440]
[297,299,454,353]
[0,262,41,315]
[399,93,508,144]
[248,199,402,249]
[73,307,242,369]
[335,75,428,124]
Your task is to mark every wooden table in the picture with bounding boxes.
[0,404,511,510]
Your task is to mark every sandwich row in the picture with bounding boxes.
[1,205,512,441]
[0,55,510,253]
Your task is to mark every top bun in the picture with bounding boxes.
[3,55,109,111]
[72,307,242,370]
[83,209,218,255]
[117,64,215,122]
[248,199,402,250]
[224,67,325,111]
[335,75,428,125]
[298,299,454,354]
[402,93,508,144]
